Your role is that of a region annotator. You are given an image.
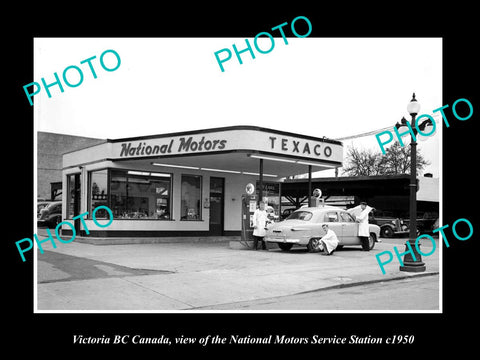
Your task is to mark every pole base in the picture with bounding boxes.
[399,262,426,272]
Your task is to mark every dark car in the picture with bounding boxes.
[368,210,409,238]
[37,201,51,216]
[403,211,439,235]
[37,201,62,228]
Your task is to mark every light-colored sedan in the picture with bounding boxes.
[265,206,380,252]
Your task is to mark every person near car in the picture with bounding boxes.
[252,201,268,250]
[319,224,339,255]
[356,202,372,251]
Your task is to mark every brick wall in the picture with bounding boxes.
[37,132,105,200]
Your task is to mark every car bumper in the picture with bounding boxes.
[265,237,305,245]
[37,219,48,226]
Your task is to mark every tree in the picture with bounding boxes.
[342,142,430,176]
[341,147,386,176]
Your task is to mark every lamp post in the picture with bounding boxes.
[396,93,430,272]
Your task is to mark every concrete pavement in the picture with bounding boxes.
[35,232,440,311]
[195,274,440,310]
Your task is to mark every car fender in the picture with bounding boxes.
[368,224,381,238]
[380,223,394,231]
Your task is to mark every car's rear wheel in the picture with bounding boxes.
[368,233,376,250]
[278,243,293,251]
[307,238,320,253]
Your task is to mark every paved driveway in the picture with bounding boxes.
[36,236,440,311]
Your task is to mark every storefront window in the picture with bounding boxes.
[109,170,171,219]
[89,169,108,218]
[66,174,77,219]
[181,175,202,220]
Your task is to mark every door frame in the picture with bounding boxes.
[73,173,82,234]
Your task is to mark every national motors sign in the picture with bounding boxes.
[119,136,227,157]
[112,128,343,164]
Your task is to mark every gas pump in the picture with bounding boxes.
[240,183,257,247]
[310,188,324,207]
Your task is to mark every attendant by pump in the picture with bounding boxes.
[356,202,372,251]
[252,201,268,250]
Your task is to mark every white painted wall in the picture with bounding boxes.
[61,160,268,234]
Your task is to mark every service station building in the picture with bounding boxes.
[61,126,343,239]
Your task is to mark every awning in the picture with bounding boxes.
[64,126,343,178]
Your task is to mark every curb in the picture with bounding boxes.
[295,271,440,296]
[190,271,440,310]
[74,236,240,245]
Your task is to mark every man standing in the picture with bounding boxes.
[355,202,372,251]
[252,201,268,250]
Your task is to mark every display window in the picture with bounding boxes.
[180,174,202,221]
[89,169,108,218]
[88,169,172,220]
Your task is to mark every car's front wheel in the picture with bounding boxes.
[307,238,321,253]
[278,243,293,251]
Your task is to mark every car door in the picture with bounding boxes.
[339,211,357,244]
[322,211,343,242]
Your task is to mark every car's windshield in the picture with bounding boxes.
[286,211,313,221]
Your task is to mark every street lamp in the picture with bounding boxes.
[395,93,430,272]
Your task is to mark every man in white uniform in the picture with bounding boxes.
[252,201,268,250]
[319,224,339,255]
[355,202,373,251]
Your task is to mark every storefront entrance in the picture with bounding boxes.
[209,177,224,236]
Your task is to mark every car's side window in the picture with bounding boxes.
[340,212,355,222]
[324,211,339,222]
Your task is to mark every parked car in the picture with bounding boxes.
[37,201,62,228]
[37,201,51,216]
[368,210,409,238]
[368,209,438,237]
[405,211,439,234]
[265,205,380,252]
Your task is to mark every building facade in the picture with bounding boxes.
[37,131,105,201]
[61,126,343,238]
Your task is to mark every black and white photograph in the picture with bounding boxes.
[7,4,478,355]
[33,37,442,312]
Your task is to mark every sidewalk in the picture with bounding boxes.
[36,234,440,311]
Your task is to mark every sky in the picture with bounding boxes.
[34,37,442,177]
